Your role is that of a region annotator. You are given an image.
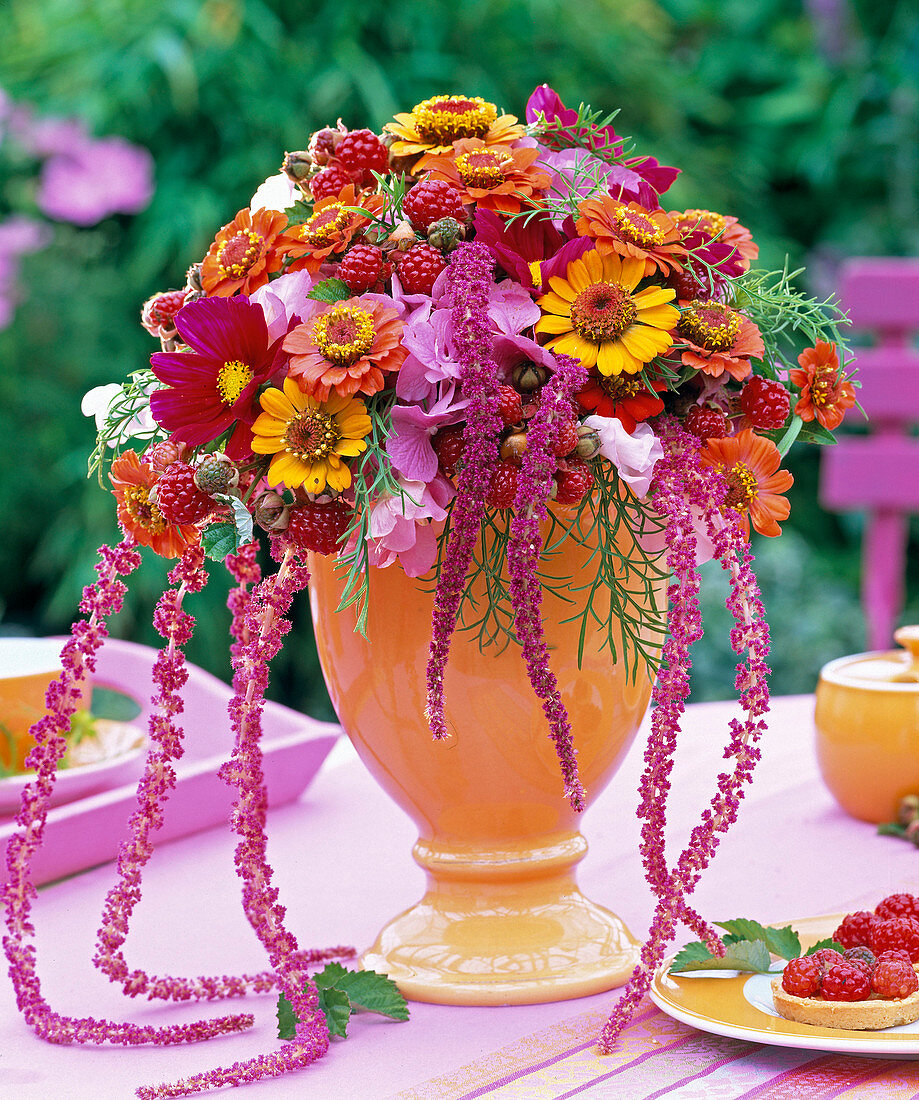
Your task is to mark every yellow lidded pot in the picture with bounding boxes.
[815,626,919,824]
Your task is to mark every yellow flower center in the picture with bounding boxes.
[411,95,498,145]
[217,360,254,405]
[679,301,740,352]
[218,231,262,278]
[283,410,339,461]
[809,367,838,407]
[675,209,726,240]
[303,204,350,247]
[599,373,644,400]
[723,462,758,512]
[123,485,168,533]
[570,281,637,343]
[614,207,664,248]
[311,305,375,365]
[455,150,509,189]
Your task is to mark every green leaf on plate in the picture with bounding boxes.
[670,938,773,974]
[716,919,801,960]
[805,938,845,956]
[316,986,353,1038]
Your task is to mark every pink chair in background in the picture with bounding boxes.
[819,257,919,652]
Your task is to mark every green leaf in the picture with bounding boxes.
[213,493,254,546]
[878,822,907,837]
[670,938,773,974]
[276,993,299,1041]
[716,919,801,960]
[284,199,313,227]
[316,986,352,1038]
[329,968,409,1021]
[806,939,845,956]
[201,521,239,562]
[307,278,352,304]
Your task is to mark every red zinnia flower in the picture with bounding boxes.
[790,341,856,431]
[150,296,284,459]
[576,371,667,432]
[109,450,200,558]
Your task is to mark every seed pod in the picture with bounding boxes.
[513,361,548,392]
[500,431,528,463]
[901,795,919,828]
[575,424,601,460]
[254,490,289,533]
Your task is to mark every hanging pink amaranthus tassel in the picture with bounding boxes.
[2,540,249,1046]
[506,353,589,811]
[424,241,504,740]
[137,537,343,1097]
[598,417,772,1050]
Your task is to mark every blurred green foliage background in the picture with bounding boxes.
[1,0,917,718]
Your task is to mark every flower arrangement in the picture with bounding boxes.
[4,86,857,1096]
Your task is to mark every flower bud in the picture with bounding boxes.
[427,217,466,253]
[185,263,205,299]
[513,361,548,392]
[282,150,313,180]
[254,490,289,532]
[500,431,528,463]
[898,794,919,828]
[384,218,420,253]
[575,424,601,460]
[907,819,919,847]
[194,454,239,496]
[144,439,190,472]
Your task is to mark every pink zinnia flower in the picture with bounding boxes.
[150,296,284,459]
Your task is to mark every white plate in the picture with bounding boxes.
[0,720,145,816]
[650,914,919,1057]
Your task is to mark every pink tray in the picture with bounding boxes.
[0,638,340,886]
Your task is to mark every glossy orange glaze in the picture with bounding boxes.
[309,519,665,1003]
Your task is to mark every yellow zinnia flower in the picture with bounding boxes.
[251,376,372,494]
[535,250,680,376]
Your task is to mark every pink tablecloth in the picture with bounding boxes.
[2,691,918,1099]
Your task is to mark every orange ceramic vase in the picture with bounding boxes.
[309,523,663,1005]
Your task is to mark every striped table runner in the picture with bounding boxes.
[392,1000,919,1099]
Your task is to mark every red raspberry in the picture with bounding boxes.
[338,244,392,293]
[432,425,465,477]
[843,946,878,974]
[554,458,594,507]
[403,178,467,232]
[307,126,342,167]
[833,911,878,949]
[684,403,729,440]
[739,376,791,430]
[811,947,846,970]
[308,164,353,201]
[141,289,187,338]
[552,418,580,457]
[781,956,823,998]
[871,917,919,961]
[144,440,190,472]
[872,957,919,999]
[496,385,523,427]
[397,244,448,295]
[284,499,352,555]
[335,129,389,185]
[486,460,519,509]
[821,961,872,1001]
[875,894,919,921]
[153,462,212,525]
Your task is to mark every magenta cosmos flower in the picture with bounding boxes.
[150,296,284,459]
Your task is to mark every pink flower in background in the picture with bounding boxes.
[37,136,154,226]
[0,216,51,329]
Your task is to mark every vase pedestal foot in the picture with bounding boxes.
[360,833,641,1005]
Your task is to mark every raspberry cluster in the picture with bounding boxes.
[284,499,352,555]
[403,178,467,232]
[781,944,919,1002]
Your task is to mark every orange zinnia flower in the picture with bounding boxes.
[280,186,383,275]
[200,207,291,297]
[384,94,524,170]
[109,451,200,558]
[576,197,686,277]
[699,429,793,538]
[282,295,407,400]
[674,300,765,382]
[423,139,551,215]
[789,341,856,431]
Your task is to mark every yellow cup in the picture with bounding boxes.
[0,638,90,774]
[815,626,919,823]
